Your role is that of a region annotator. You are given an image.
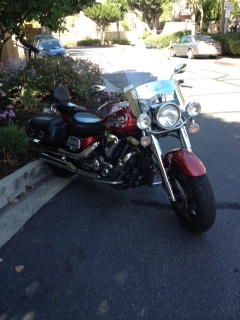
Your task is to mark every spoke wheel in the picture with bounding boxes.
[169,168,216,233]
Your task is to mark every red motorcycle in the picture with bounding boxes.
[27,64,216,233]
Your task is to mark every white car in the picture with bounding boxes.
[170,35,222,59]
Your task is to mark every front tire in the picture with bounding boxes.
[169,168,216,233]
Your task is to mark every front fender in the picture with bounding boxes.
[163,149,206,177]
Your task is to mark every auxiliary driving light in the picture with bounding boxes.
[186,101,201,117]
[137,114,151,130]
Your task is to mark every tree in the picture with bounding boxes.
[107,0,129,39]
[230,0,240,20]
[202,0,221,22]
[160,1,174,22]
[186,0,204,34]
[127,0,173,34]
[0,0,96,61]
[84,3,121,45]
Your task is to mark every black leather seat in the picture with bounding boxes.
[70,112,102,136]
[52,85,87,114]
[57,102,87,114]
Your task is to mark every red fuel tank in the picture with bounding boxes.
[101,108,139,135]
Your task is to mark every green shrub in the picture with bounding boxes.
[0,123,28,161]
[106,39,130,45]
[64,41,78,48]
[210,33,240,56]
[77,39,101,46]
[19,86,39,109]
[144,30,191,49]
[1,54,103,105]
[22,56,104,100]
[140,30,152,40]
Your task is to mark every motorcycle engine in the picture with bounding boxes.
[102,132,119,158]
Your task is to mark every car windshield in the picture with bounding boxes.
[39,40,63,50]
[35,34,53,40]
[194,35,213,42]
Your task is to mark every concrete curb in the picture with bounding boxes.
[0,159,51,211]
[215,57,240,67]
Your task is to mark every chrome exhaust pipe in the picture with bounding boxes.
[41,152,101,179]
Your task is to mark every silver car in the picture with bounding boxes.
[170,35,222,59]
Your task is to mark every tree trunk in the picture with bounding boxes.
[0,32,11,63]
[220,0,225,33]
[191,11,196,35]
[199,7,204,33]
[116,21,120,40]
[152,28,157,36]
[100,27,105,45]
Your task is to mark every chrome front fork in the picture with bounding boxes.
[151,135,176,202]
[180,125,192,152]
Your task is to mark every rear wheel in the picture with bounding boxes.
[48,163,75,178]
[169,168,216,233]
[187,49,194,59]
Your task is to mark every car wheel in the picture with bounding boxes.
[209,55,217,59]
[187,49,194,59]
[170,47,176,57]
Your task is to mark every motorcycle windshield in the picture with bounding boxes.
[124,80,185,117]
[136,80,185,110]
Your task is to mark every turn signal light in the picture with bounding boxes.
[189,123,200,134]
[141,136,151,147]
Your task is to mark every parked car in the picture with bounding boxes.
[169,35,222,59]
[33,34,54,48]
[37,39,69,58]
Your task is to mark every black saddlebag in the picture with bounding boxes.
[28,114,67,144]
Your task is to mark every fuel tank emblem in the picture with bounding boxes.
[103,114,128,128]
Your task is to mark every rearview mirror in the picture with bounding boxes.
[174,63,187,74]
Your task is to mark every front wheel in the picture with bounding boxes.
[169,169,216,233]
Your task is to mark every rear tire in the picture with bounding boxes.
[187,49,194,59]
[169,168,216,233]
[48,163,75,178]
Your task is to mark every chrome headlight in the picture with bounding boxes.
[154,103,180,129]
[137,114,151,130]
[186,101,201,117]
